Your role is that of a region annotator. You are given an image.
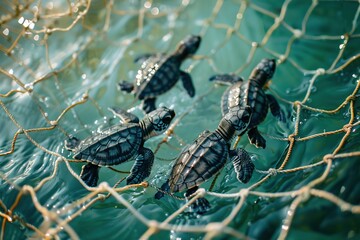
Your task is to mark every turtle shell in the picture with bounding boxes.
[168,130,229,193]
[72,123,143,166]
[134,54,181,99]
[221,81,269,129]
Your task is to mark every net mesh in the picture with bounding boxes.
[1,0,360,239]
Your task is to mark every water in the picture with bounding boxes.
[0,0,360,239]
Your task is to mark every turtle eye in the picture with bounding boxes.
[242,112,251,123]
[162,116,172,124]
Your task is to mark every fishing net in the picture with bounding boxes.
[1,0,360,239]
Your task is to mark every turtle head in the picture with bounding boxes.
[142,106,175,139]
[223,105,252,135]
[175,35,201,59]
[251,59,276,87]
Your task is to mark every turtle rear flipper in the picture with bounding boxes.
[185,187,211,214]
[266,94,286,122]
[230,148,254,183]
[248,127,266,149]
[189,198,211,214]
[141,98,156,114]
[180,71,195,97]
[126,147,154,185]
[118,81,134,93]
[209,74,244,85]
[80,163,100,187]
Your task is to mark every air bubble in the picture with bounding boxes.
[144,1,151,8]
[151,7,159,15]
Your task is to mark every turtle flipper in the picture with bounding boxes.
[126,147,154,185]
[108,107,140,123]
[64,136,80,151]
[248,127,266,148]
[154,181,170,199]
[80,163,100,187]
[266,94,285,122]
[180,71,195,97]
[209,74,244,85]
[141,98,156,113]
[118,81,134,93]
[185,187,210,214]
[230,148,254,183]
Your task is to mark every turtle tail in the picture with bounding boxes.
[118,81,134,93]
[154,181,170,200]
[80,163,100,187]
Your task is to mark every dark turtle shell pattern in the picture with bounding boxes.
[72,123,143,166]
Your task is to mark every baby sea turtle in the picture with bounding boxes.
[119,35,201,113]
[210,58,285,148]
[155,106,255,214]
[65,107,175,187]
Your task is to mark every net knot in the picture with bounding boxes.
[196,188,207,198]
[342,123,352,132]
[323,154,334,163]
[268,168,278,176]
[287,133,295,142]
[239,188,249,197]
[293,29,303,38]
[346,95,356,102]
[98,182,110,191]
[316,68,325,75]
[299,186,311,201]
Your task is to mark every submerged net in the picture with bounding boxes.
[1,0,360,239]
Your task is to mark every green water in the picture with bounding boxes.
[0,0,360,239]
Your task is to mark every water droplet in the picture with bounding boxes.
[281,224,289,231]
[3,28,9,36]
[8,69,13,75]
[18,16,25,24]
[339,44,345,49]
[81,73,87,80]
[340,186,345,194]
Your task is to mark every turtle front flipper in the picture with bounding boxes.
[108,107,140,123]
[141,98,156,113]
[118,81,134,93]
[230,148,255,183]
[80,163,100,187]
[266,94,286,122]
[248,127,266,148]
[209,74,244,85]
[126,147,154,185]
[185,187,210,214]
[180,71,195,97]
[154,180,170,199]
